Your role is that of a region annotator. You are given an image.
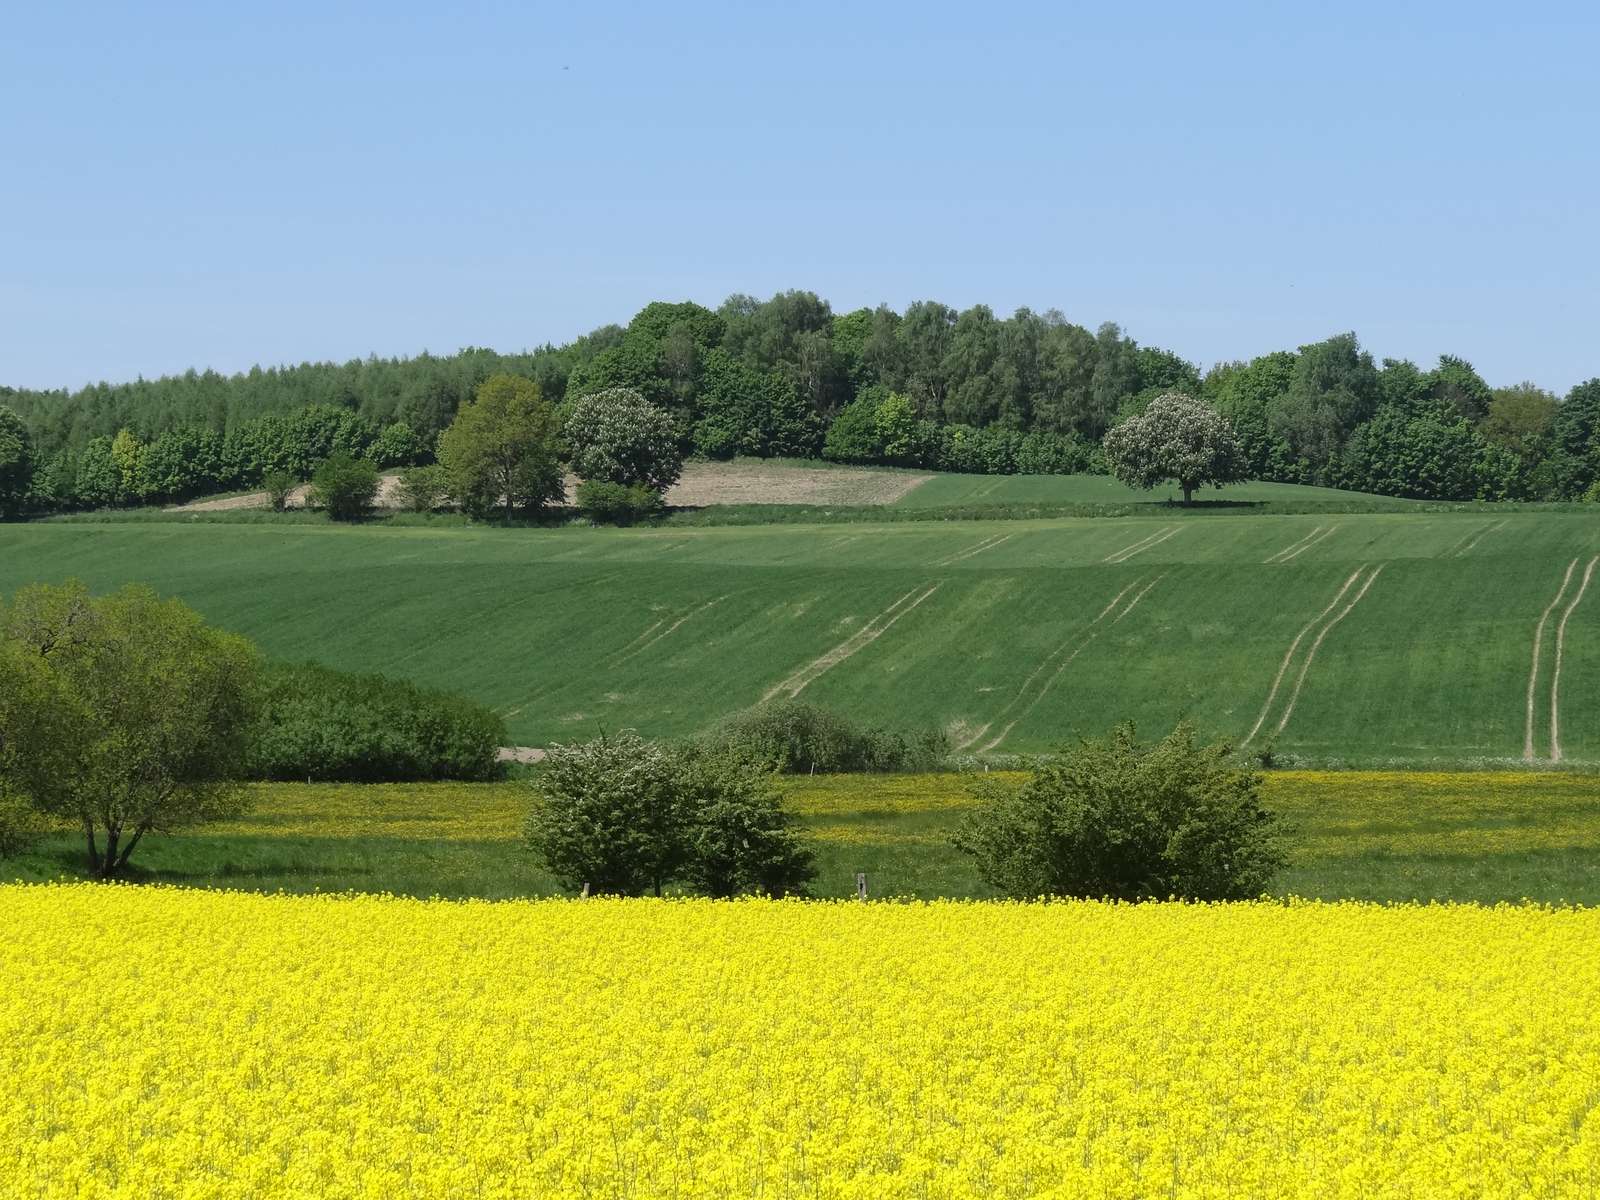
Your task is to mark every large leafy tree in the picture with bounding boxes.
[436,373,563,518]
[564,387,683,493]
[1103,392,1246,504]
[0,582,259,877]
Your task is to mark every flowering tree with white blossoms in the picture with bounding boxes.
[1102,392,1247,505]
[564,388,684,494]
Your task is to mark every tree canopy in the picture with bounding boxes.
[1103,393,1246,504]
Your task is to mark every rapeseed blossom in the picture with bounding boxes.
[4,885,1599,1198]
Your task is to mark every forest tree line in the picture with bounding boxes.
[3,290,1599,513]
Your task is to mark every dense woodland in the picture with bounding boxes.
[4,291,1599,512]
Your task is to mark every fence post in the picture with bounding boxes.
[580,882,590,899]
[855,872,868,900]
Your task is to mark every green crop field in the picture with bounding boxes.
[892,471,1405,508]
[4,497,1600,764]
[7,772,1600,904]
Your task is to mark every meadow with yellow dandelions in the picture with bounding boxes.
[4,885,1599,1199]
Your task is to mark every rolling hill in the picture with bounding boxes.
[5,490,1598,766]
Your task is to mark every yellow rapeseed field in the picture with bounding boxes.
[5,885,1600,1199]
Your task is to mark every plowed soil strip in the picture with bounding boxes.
[974,575,1165,753]
[1274,564,1383,736]
[1524,559,1578,761]
[1242,567,1365,746]
[763,582,941,702]
[1550,556,1598,762]
[1103,526,1180,564]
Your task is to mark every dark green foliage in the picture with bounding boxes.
[308,452,379,521]
[955,723,1286,901]
[0,406,36,517]
[700,700,948,774]
[6,293,1594,512]
[576,479,664,525]
[250,662,506,782]
[524,732,815,897]
[675,748,815,897]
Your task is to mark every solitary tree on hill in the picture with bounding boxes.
[1103,392,1246,504]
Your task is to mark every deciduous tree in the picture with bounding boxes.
[436,374,563,518]
[1102,392,1246,503]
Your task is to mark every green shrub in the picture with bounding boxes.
[699,699,948,773]
[307,453,379,521]
[954,722,1286,901]
[250,662,506,782]
[263,471,297,511]
[524,731,688,896]
[524,732,815,897]
[397,464,447,512]
[576,479,664,525]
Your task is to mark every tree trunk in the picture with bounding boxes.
[82,819,99,873]
[1182,481,1195,506]
[113,826,148,873]
[98,821,121,879]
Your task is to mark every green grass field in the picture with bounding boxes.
[893,472,1405,508]
[6,500,1599,764]
[8,772,1600,904]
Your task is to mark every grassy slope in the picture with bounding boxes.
[6,508,1599,764]
[892,472,1406,507]
[8,772,1600,904]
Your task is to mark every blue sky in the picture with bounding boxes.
[4,1,1597,393]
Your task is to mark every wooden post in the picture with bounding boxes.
[580,882,590,899]
[855,872,868,900]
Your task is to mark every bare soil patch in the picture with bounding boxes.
[661,462,930,507]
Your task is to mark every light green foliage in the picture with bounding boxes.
[263,471,297,511]
[1483,383,1558,459]
[675,749,816,897]
[955,722,1284,900]
[564,387,683,492]
[0,582,258,877]
[396,465,447,512]
[109,429,144,498]
[1103,392,1246,503]
[308,452,379,521]
[436,374,562,518]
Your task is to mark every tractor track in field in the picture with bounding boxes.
[1439,519,1509,559]
[762,582,942,702]
[962,574,1165,753]
[1265,525,1339,563]
[1243,564,1383,746]
[613,595,730,664]
[935,532,1015,566]
[1102,526,1181,564]
[1529,556,1600,762]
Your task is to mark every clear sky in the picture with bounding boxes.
[4,1,1597,394]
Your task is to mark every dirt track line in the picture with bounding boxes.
[763,582,942,702]
[1454,519,1509,558]
[1242,567,1366,746]
[1274,565,1384,737]
[1524,559,1578,761]
[1273,525,1339,564]
[1265,526,1325,564]
[975,574,1166,753]
[617,595,729,663]
[1104,525,1180,564]
[935,533,1009,567]
[941,532,1016,566]
[1549,556,1598,762]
